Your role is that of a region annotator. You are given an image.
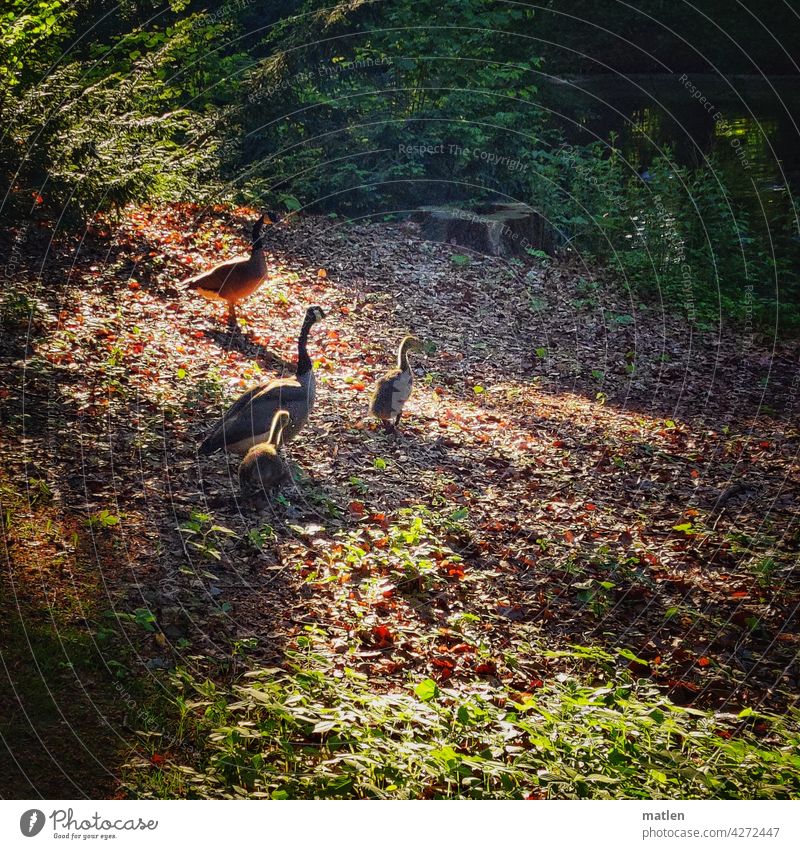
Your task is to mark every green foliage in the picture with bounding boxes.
[114,607,157,633]
[178,511,237,561]
[1,3,247,219]
[0,0,75,90]
[238,0,544,214]
[87,509,121,529]
[2,0,796,334]
[129,646,800,799]
[0,290,39,329]
[557,148,800,333]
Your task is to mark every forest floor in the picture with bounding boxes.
[1,204,799,799]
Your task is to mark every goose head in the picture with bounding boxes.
[305,305,326,326]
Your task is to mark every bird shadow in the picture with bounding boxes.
[202,327,292,373]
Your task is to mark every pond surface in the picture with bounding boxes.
[541,74,800,225]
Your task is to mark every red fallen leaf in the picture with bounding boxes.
[371,625,394,647]
[759,441,770,448]
[730,590,749,599]
[128,280,140,290]
[475,662,497,675]
[690,469,699,478]
[348,500,366,515]
[447,565,465,578]
[451,643,475,654]
[697,656,711,667]
[667,678,700,691]
[552,439,565,448]
[715,729,733,740]
[351,382,366,391]
[585,502,596,511]
[529,678,544,689]
[432,657,455,670]
[150,753,166,766]
[32,192,43,204]
[564,529,575,544]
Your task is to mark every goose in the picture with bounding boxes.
[239,410,290,498]
[199,305,325,455]
[183,212,274,326]
[369,335,423,432]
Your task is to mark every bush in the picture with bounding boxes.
[128,644,800,799]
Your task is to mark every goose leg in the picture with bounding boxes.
[226,301,237,328]
[394,412,402,429]
[381,419,394,434]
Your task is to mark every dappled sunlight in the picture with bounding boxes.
[8,206,797,711]
[3,203,798,798]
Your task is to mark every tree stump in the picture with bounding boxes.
[413,202,556,257]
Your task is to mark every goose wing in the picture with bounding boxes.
[369,368,412,418]
[182,256,248,293]
[199,376,305,454]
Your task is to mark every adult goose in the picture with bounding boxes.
[199,305,325,455]
[369,335,423,432]
[183,212,274,326]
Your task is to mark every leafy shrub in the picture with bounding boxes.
[130,646,800,799]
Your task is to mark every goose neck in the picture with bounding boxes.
[296,318,314,376]
[397,339,413,371]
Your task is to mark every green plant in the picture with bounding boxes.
[178,512,237,561]
[27,477,52,506]
[575,579,615,617]
[749,556,779,587]
[246,525,276,551]
[129,645,800,799]
[112,608,157,633]
[86,509,121,529]
[1,291,39,328]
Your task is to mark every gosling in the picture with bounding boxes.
[369,335,423,433]
[238,409,291,500]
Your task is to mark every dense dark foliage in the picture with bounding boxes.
[2,1,798,325]
[536,0,800,75]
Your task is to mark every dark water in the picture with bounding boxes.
[541,74,800,224]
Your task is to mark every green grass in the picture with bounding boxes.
[126,644,800,800]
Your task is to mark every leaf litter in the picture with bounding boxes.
[1,203,799,795]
